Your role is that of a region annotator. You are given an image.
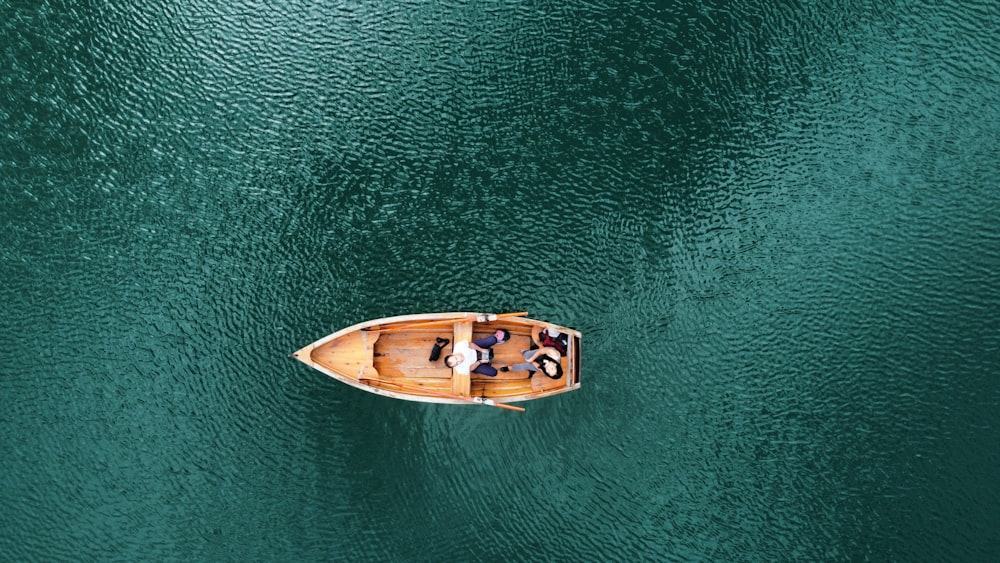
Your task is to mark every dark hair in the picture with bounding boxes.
[539,355,563,379]
[497,329,511,342]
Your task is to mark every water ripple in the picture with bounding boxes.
[3,0,999,560]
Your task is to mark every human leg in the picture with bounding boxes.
[472,363,498,377]
[506,351,537,373]
[472,334,498,348]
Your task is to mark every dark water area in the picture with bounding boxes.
[2,0,999,560]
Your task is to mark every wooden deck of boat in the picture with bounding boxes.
[308,329,378,380]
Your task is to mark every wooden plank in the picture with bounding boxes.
[372,316,473,333]
[471,379,530,395]
[451,322,472,396]
[371,328,453,379]
[311,330,378,380]
[375,364,453,379]
[567,334,577,387]
[363,379,525,412]
[375,312,529,334]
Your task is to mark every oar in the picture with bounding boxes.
[368,312,529,333]
[360,378,525,412]
[370,317,468,332]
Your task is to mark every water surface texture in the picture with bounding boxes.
[2,0,999,560]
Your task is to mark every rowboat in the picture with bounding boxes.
[291,312,581,411]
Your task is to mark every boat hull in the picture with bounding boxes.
[292,312,581,406]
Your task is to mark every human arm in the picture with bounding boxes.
[530,325,544,347]
[525,346,560,363]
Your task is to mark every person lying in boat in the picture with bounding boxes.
[500,346,563,379]
[444,329,510,377]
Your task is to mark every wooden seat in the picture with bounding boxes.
[451,322,473,396]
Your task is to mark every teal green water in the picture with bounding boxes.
[2,0,999,560]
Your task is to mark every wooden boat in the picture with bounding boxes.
[291,312,581,411]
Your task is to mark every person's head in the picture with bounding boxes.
[444,354,460,368]
[543,358,563,378]
[494,329,510,343]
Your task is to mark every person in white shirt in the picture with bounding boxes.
[444,329,510,376]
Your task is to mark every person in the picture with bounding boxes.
[444,329,510,377]
[500,346,563,379]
